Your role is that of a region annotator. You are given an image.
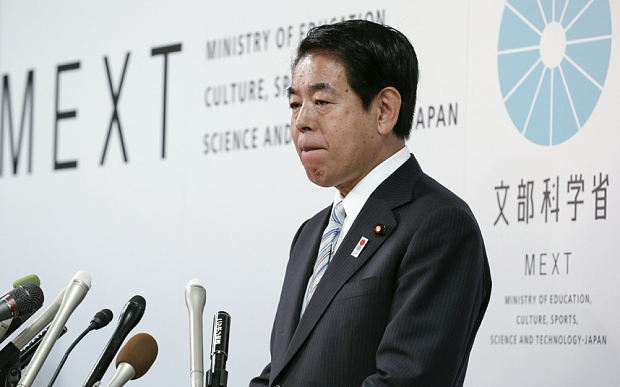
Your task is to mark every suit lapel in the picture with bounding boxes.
[272,156,423,379]
[279,195,396,366]
[270,208,329,376]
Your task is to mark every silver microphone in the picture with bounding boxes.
[185,279,207,387]
[17,271,92,387]
[12,288,66,350]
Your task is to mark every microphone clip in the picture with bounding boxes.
[0,347,21,387]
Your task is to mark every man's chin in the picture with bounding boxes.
[304,168,332,188]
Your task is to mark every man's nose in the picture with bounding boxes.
[293,103,315,132]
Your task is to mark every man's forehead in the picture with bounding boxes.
[288,54,348,97]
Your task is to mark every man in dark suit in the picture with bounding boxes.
[250,20,491,387]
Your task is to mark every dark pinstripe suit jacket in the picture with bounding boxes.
[250,155,491,387]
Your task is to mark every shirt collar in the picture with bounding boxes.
[333,145,410,224]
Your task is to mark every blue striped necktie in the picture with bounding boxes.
[301,201,346,315]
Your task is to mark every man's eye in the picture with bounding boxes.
[290,102,301,109]
[316,100,329,105]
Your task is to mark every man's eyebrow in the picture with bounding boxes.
[287,82,335,98]
[309,82,335,93]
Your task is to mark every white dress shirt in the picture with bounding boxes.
[330,145,410,255]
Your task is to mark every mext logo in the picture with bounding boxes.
[498,0,612,146]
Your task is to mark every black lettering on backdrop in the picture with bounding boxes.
[204,79,266,107]
[54,62,80,170]
[275,26,294,49]
[493,175,611,225]
[263,124,292,147]
[203,128,258,154]
[592,173,609,219]
[101,53,130,165]
[525,252,572,276]
[151,43,182,159]
[274,74,291,98]
[0,71,34,176]
[525,254,535,276]
[298,9,385,41]
[414,103,458,129]
[494,180,510,226]
[449,103,458,125]
[205,31,270,60]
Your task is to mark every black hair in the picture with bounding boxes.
[293,20,419,139]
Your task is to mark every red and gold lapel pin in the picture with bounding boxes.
[374,224,386,235]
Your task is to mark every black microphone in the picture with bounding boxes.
[82,296,146,387]
[47,309,113,387]
[1,276,42,344]
[0,284,44,322]
[206,311,230,387]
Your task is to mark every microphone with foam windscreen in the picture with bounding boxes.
[0,288,65,373]
[46,309,114,387]
[103,333,158,387]
[82,296,146,387]
[185,279,207,387]
[1,276,42,344]
[12,275,41,290]
[207,311,230,387]
[0,284,44,322]
[11,288,66,351]
[17,270,92,387]
[1,274,41,301]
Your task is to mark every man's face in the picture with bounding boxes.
[288,53,383,196]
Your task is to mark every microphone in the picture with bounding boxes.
[0,326,68,387]
[82,296,146,387]
[11,288,66,350]
[1,275,42,343]
[19,326,69,369]
[0,288,65,372]
[103,333,158,387]
[0,318,16,344]
[185,279,207,387]
[0,318,17,343]
[0,284,44,322]
[1,318,38,346]
[12,275,41,289]
[47,309,114,387]
[17,270,92,387]
[206,311,230,387]
[1,274,41,301]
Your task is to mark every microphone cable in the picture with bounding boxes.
[46,309,113,387]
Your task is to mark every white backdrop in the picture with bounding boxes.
[0,1,618,386]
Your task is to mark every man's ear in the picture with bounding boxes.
[376,87,402,136]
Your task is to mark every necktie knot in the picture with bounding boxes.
[331,201,345,226]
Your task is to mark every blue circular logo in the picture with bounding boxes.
[498,0,612,145]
